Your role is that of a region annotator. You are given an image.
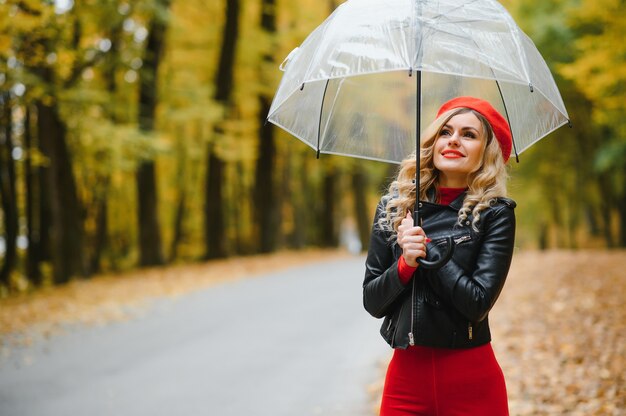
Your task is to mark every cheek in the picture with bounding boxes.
[432,148,445,168]
[433,139,448,157]
[431,141,442,160]
[433,139,444,153]
[467,144,485,167]
[433,155,442,171]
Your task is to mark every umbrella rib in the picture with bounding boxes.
[299,15,335,94]
[316,79,331,158]
[496,80,519,162]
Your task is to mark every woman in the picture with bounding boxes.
[363,96,516,415]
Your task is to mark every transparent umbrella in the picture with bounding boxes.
[267,0,569,267]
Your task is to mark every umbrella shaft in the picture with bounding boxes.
[414,69,422,227]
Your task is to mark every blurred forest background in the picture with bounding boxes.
[0,0,624,292]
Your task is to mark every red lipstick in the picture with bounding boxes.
[441,149,465,158]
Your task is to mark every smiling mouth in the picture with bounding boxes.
[442,150,465,158]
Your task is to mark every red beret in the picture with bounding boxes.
[436,96,513,163]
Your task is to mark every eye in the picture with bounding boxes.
[439,128,451,136]
[463,131,477,139]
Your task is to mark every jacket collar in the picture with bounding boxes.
[424,188,467,210]
[448,190,467,210]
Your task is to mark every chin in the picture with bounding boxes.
[435,160,464,172]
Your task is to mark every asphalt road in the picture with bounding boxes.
[0,256,390,416]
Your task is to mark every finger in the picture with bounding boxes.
[399,218,413,229]
[401,226,425,237]
[408,226,428,240]
[402,211,415,226]
[401,235,426,244]
[406,244,427,257]
[404,248,426,262]
[403,243,426,253]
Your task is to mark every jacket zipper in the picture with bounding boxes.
[408,278,416,346]
[454,234,471,244]
[468,322,473,340]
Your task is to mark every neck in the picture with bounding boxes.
[438,173,469,188]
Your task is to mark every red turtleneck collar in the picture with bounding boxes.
[438,187,466,206]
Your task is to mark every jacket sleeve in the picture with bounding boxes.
[425,204,516,322]
[362,201,409,319]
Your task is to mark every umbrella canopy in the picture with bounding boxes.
[267,0,569,164]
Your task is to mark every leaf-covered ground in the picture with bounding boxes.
[490,250,625,415]
[367,250,625,415]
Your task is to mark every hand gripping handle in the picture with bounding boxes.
[413,209,455,269]
[418,236,455,269]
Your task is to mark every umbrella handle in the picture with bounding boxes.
[417,236,455,269]
[413,207,455,269]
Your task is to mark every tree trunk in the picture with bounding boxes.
[617,198,626,248]
[276,151,291,249]
[288,153,307,249]
[204,0,240,258]
[24,107,41,284]
[352,165,370,251]
[548,189,562,248]
[303,157,322,246]
[136,0,171,266]
[214,0,239,103]
[204,143,226,258]
[618,167,626,247]
[169,144,187,261]
[88,16,125,274]
[24,106,48,285]
[0,92,18,287]
[538,221,549,251]
[254,95,277,253]
[36,100,85,284]
[135,163,163,266]
[231,160,247,254]
[170,192,186,261]
[598,173,615,248]
[321,166,339,247]
[254,0,278,253]
[90,196,108,273]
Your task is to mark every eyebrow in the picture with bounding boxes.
[443,124,480,133]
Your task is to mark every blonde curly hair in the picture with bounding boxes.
[378,108,508,235]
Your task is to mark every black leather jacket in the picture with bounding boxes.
[363,192,516,349]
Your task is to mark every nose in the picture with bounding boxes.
[447,132,461,146]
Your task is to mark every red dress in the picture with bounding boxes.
[379,188,509,416]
